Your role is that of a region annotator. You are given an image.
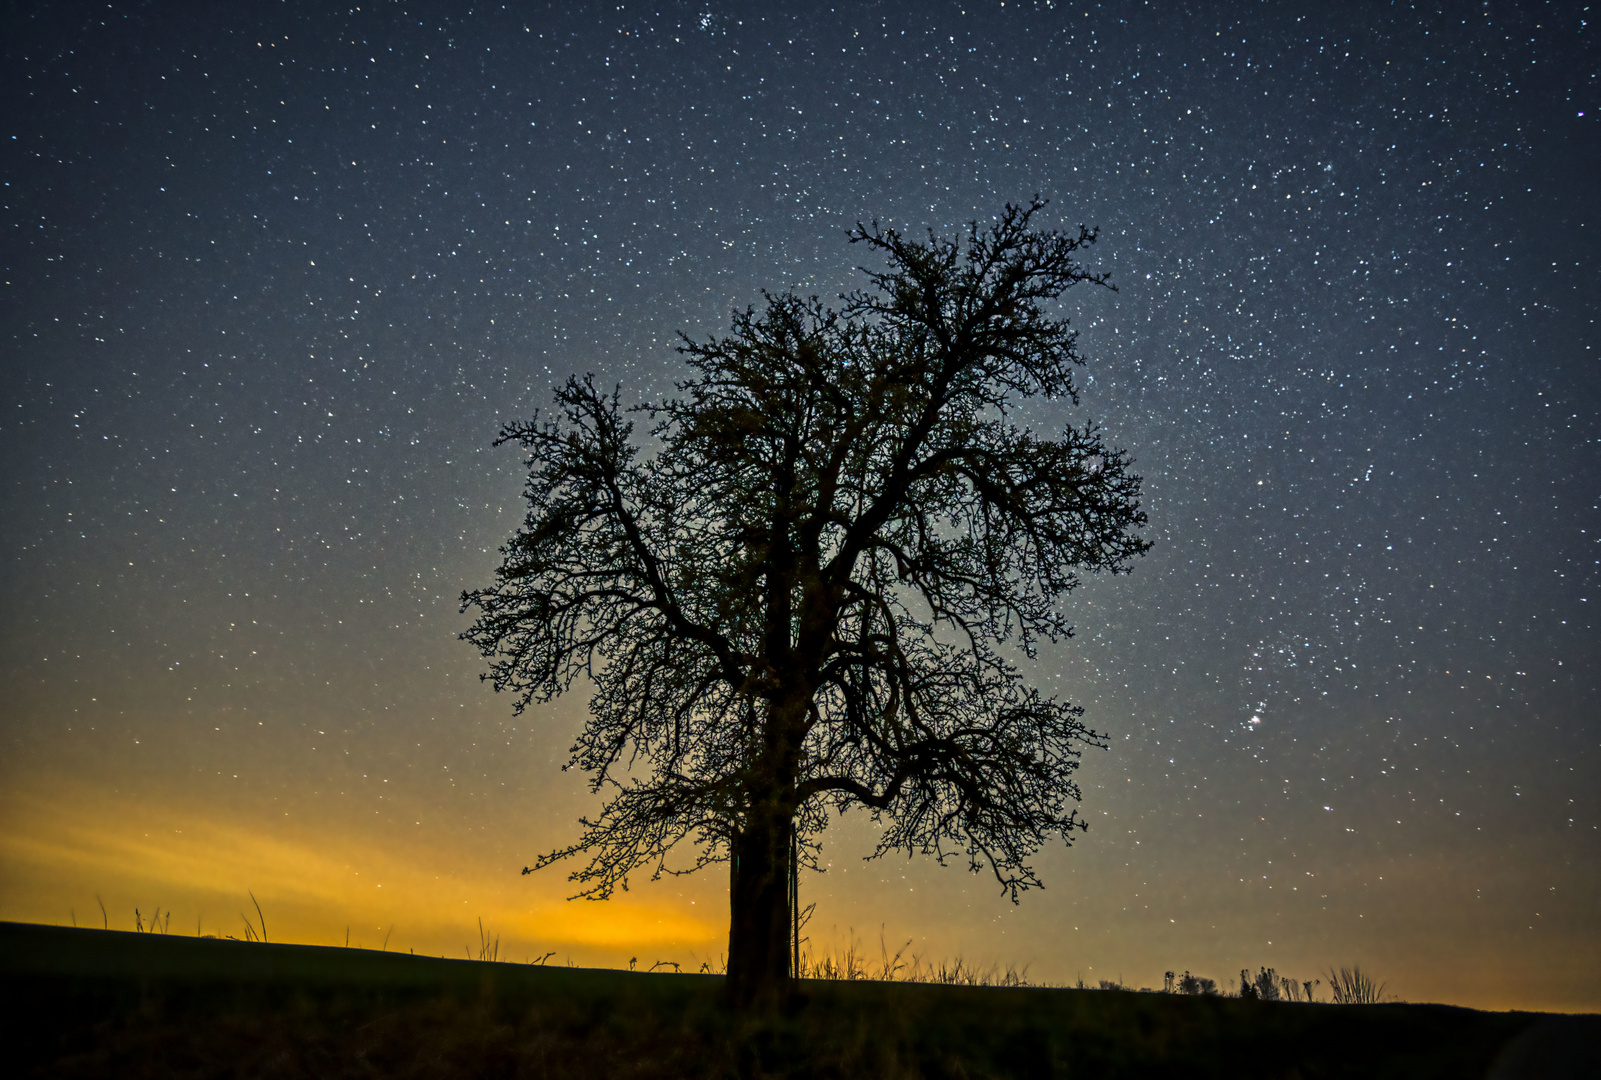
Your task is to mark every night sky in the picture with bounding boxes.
[3,1,1596,1012]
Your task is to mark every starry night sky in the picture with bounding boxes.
[3,1,1596,1011]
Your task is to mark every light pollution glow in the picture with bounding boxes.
[3,756,1596,1013]
[1,775,723,965]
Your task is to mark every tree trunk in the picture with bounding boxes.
[726,804,793,1009]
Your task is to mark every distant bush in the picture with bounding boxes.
[1281,975,1320,1003]
[1242,967,1281,1001]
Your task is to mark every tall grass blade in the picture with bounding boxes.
[248,891,268,943]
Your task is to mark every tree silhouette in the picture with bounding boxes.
[461,199,1150,1007]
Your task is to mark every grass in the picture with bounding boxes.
[1328,964,1387,1005]
[4,922,1595,1078]
[476,916,499,962]
[54,901,1356,1001]
[796,932,1035,988]
[791,933,1353,1004]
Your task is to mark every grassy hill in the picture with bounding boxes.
[2,921,1594,1078]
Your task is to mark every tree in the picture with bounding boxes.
[460,199,1150,1007]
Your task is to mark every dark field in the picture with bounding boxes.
[2,922,1594,1078]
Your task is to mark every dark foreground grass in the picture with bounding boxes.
[2,922,1595,1078]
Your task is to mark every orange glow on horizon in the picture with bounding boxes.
[2,770,1597,1013]
[0,776,724,966]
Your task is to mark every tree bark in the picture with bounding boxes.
[725,802,793,1009]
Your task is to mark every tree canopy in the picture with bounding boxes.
[461,199,1150,1004]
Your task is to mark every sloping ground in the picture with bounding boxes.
[1,921,1595,1078]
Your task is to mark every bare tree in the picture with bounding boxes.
[461,199,1150,1007]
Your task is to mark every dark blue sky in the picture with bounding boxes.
[2,1,1596,1009]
